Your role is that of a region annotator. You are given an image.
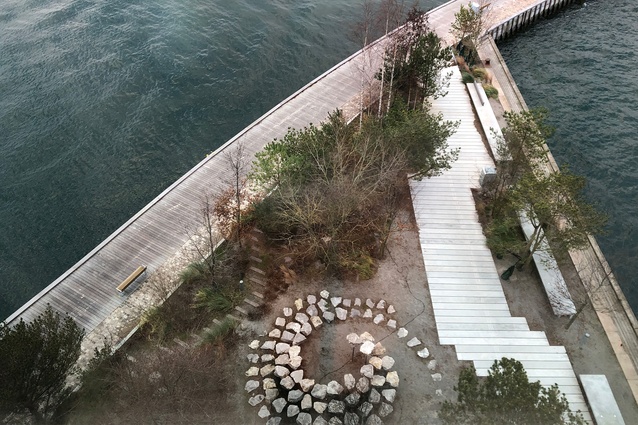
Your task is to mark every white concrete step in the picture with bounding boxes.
[455,345,567,354]
[434,309,514,317]
[435,316,529,325]
[438,330,547,339]
[437,322,530,331]
[441,337,549,346]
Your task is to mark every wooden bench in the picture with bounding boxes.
[117,266,147,292]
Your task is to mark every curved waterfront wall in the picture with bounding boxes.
[488,0,578,41]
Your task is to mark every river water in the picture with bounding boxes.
[498,0,638,311]
[0,0,437,320]
[2,0,636,320]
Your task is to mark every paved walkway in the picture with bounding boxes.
[409,66,590,419]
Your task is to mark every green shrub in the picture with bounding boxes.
[461,71,474,84]
[340,251,376,280]
[472,67,488,80]
[140,306,170,341]
[201,317,237,345]
[179,261,210,285]
[482,83,499,99]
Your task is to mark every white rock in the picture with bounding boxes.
[289,356,302,369]
[343,299,352,307]
[247,354,259,363]
[292,332,306,345]
[373,314,384,325]
[307,294,317,305]
[281,376,295,389]
[335,307,348,320]
[371,375,386,387]
[431,373,442,382]
[283,307,293,317]
[350,309,361,318]
[363,309,373,318]
[360,364,374,378]
[354,298,362,306]
[320,290,329,299]
[317,299,329,311]
[407,337,421,348]
[417,347,430,359]
[300,379,315,392]
[369,388,381,404]
[290,369,304,383]
[286,322,301,333]
[306,305,318,317]
[258,405,270,418]
[326,380,344,395]
[397,328,408,338]
[436,389,443,397]
[323,311,335,322]
[331,297,342,307]
[381,356,395,370]
[356,377,369,393]
[245,367,259,376]
[260,364,275,377]
[262,354,275,362]
[295,312,309,324]
[261,340,276,350]
[310,316,323,328]
[387,319,397,329]
[369,356,383,369]
[346,333,360,344]
[376,300,386,309]
[344,373,356,390]
[360,332,375,342]
[245,380,260,393]
[427,360,437,371]
[273,397,287,413]
[386,371,399,387]
[276,342,291,354]
[387,305,396,314]
[313,401,327,414]
[372,342,386,356]
[294,298,304,311]
[288,390,304,402]
[382,389,396,403]
[289,345,301,358]
[301,322,312,336]
[275,366,290,378]
[249,340,260,349]
[265,388,279,401]
[311,384,327,399]
[275,317,286,327]
[249,394,265,406]
[287,404,300,417]
[281,331,295,342]
[379,402,393,418]
[263,378,277,389]
[366,299,375,308]
[275,354,289,365]
[301,394,313,410]
[360,340,375,355]
[269,329,282,338]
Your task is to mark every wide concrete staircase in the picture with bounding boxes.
[410,66,590,419]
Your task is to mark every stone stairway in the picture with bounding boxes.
[410,66,590,419]
[226,228,268,323]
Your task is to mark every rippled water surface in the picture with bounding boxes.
[499,0,638,310]
[0,0,440,319]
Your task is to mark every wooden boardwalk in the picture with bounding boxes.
[410,66,590,419]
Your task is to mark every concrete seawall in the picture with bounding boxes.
[488,0,579,41]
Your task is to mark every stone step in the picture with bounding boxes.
[249,266,266,275]
[244,298,261,308]
[251,245,262,253]
[226,313,242,322]
[234,305,248,315]
[250,255,263,263]
[252,291,264,299]
[173,338,190,349]
[253,227,264,234]
[249,276,266,287]
[250,235,259,242]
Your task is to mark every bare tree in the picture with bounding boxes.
[223,142,249,246]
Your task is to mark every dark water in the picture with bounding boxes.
[499,1,638,310]
[0,0,439,319]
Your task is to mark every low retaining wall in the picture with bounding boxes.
[488,0,579,41]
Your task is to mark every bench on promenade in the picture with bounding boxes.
[519,212,576,316]
[117,266,147,292]
[580,374,625,424]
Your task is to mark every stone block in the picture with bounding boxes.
[245,380,260,393]
[336,307,348,320]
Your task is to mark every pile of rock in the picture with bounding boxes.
[245,291,401,424]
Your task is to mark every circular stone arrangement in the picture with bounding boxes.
[244,291,419,425]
